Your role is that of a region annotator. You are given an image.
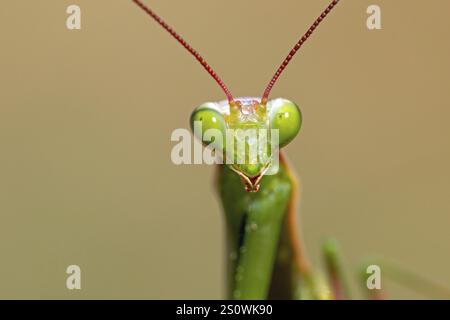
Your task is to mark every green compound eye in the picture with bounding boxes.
[190,104,227,149]
[268,98,302,147]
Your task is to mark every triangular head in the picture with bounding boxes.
[191,97,302,191]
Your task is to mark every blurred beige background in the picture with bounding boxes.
[0,0,449,299]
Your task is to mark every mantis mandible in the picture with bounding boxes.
[132,0,342,299]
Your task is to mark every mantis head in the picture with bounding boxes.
[190,97,301,192]
[132,0,340,191]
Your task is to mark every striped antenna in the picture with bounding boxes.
[132,0,235,104]
[261,0,341,103]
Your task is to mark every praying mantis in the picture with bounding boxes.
[132,0,343,299]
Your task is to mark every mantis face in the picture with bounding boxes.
[190,97,302,191]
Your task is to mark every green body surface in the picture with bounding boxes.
[217,160,301,300]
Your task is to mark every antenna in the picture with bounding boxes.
[132,0,235,104]
[261,0,341,103]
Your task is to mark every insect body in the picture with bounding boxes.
[133,0,341,299]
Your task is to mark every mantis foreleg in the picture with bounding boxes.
[217,153,312,299]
